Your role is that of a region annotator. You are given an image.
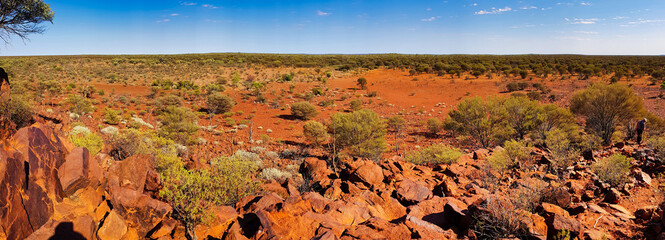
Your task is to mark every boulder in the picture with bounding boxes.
[301,157,335,188]
[97,210,127,240]
[108,186,172,236]
[58,147,92,196]
[517,210,547,240]
[604,188,621,204]
[473,149,490,160]
[346,159,384,188]
[396,179,432,205]
[541,203,583,239]
[341,217,411,240]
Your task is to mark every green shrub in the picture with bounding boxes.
[357,77,368,89]
[647,135,665,163]
[291,101,318,120]
[259,168,293,181]
[349,99,362,111]
[503,139,531,164]
[107,128,153,160]
[66,94,94,116]
[154,94,183,113]
[103,108,121,125]
[533,104,579,142]
[159,154,258,240]
[69,132,103,155]
[502,96,539,139]
[329,109,387,160]
[570,84,644,144]
[0,94,34,129]
[592,154,631,187]
[303,121,329,146]
[405,144,463,165]
[444,96,509,147]
[206,92,235,114]
[545,128,579,170]
[159,106,200,145]
[487,149,513,173]
[427,118,443,136]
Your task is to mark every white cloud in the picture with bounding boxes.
[317,10,330,16]
[580,2,592,6]
[574,31,598,34]
[156,19,170,23]
[566,18,598,24]
[613,16,629,20]
[626,19,665,25]
[475,6,511,15]
[426,8,431,11]
[202,4,218,9]
[181,2,196,6]
[170,13,180,16]
[520,6,537,10]
[472,3,478,6]
[421,16,440,22]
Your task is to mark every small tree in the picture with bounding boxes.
[592,154,631,187]
[291,101,318,120]
[502,96,539,139]
[349,99,362,111]
[444,97,508,148]
[329,109,387,160]
[387,116,406,155]
[405,144,463,165]
[0,0,54,44]
[357,77,368,89]
[103,108,121,125]
[570,83,644,144]
[303,121,329,147]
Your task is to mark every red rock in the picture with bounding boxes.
[108,186,172,236]
[302,192,331,213]
[301,157,335,187]
[433,178,459,197]
[604,188,621,204]
[542,203,583,239]
[407,196,448,227]
[396,179,432,205]
[58,147,91,196]
[110,154,152,192]
[261,181,289,198]
[238,192,284,213]
[346,159,384,188]
[342,217,411,240]
[144,167,163,198]
[541,202,569,217]
[97,210,128,240]
[150,218,177,239]
[517,210,547,240]
[473,149,490,160]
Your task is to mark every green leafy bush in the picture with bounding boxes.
[427,118,443,136]
[69,132,103,155]
[103,108,121,125]
[503,139,531,164]
[570,84,644,144]
[357,77,367,89]
[329,109,387,160]
[444,96,508,147]
[349,99,362,111]
[647,135,665,163]
[0,94,34,129]
[154,94,183,113]
[159,106,200,145]
[107,128,153,160]
[545,128,579,170]
[592,154,631,186]
[291,101,318,120]
[66,94,93,116]
[206,92,235,114]
[405,144,463,165]
[303,121,329,146]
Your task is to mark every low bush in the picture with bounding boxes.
[291,101,318,120]
[405,144,463,165]
[329,109,387,160]
[545,128,579,170]
[592,154,631,186]
[66,94,94,116]
[69,132,103,155]
[303,121,329,146]
[349,99,362,111]
[427,118,443,136]
[107,128,153,160]
[159,106,200,145]
[259,168,293,181]
[648,135,665,163]
[0,94,34,129]
[103,108,121,125]
[206,93,235,114]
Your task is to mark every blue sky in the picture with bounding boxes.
[1,0,664,55]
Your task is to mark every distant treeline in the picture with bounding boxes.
[1,53,665,80]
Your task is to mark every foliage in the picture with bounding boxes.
[570,83,644,144]
[545,128,579,170]
[349,99,362,111]
[0,0,54,43]
[405,144,463,165]
[303,121,329,146]
[103,108,121,125]
[107,128,153,160]
[206,92,235,114]
[69,132,103,155]
[291,101,318,120]
[387,115,406,132]
[533,104,579,142]
[427,118,443,136]
[329,109,387,160]
[0,94,34,128]
[502,96,539,139]
[487,149,513,173]
[647,135,665,163]
[592,154,631,187]
[503,139,532,164]
[444,96,508,147]
[154,94,183,113]
[357,77,367,89]
[159,153,258,240]
[159,106,200,145]
[66,94,93,116]
[259,168,293,181]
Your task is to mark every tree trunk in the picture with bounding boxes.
[185,223,197,240]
